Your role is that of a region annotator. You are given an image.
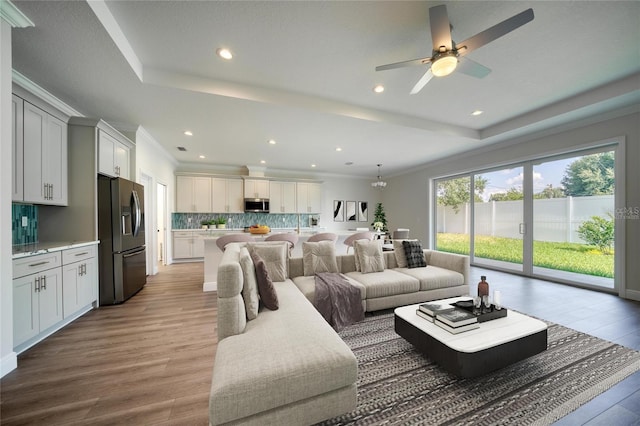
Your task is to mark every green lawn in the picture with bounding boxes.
[436,233,614,278]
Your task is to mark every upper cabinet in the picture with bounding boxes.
[176,176,212,212]
[296,182,322,213]
[11,95,24,202]
[20,100,68,206]
[212,178,244,213]
[98,129,130,179]
[244,179,270,199]
[270,181,297,213]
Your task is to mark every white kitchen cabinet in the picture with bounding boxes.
[99,129,130,179]
[11,95,24,201]
[296,182,323,213]
[176,176,212,212]
[270,181,297,213]
[244,179,270,199]
[62,246,97,319]
[12,252,63,347]
[212,178,244,213]
[173,231,205,259]
[22,100,68,205]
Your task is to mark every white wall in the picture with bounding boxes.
[317,175,383,232]
[1,17,17,376]
[383,112,640,298]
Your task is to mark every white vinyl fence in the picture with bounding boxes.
[437,195,614,244]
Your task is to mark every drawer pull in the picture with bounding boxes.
[29,261,50,267]
[74,252,89,257]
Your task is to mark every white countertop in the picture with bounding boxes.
[12,240,100,259]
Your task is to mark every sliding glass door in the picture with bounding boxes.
[435,146,617,290]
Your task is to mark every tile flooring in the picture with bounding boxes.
[468,266,640,425]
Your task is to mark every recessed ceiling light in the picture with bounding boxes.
[216,48,233,60]
[471,110,483,116]
[373,85,385,93]
[311,164,316,168]
[336,147,342,152]
[268,139,276,145]
[184,130,193,136]
[260,160,266,164]
[199,155,205,159]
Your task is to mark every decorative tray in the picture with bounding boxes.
[452,300,507,323]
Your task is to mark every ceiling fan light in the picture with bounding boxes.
[431,55,458,77]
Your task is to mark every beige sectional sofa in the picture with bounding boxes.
[210,241,470,425]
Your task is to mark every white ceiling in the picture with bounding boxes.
[10,1,640,178]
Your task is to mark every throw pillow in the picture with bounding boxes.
[250,252,279,310]
[302,241,339,276]
[354,240,385,274]
[238,247,259,320]
[403,240,427,268]
[393,239,418,268]
[247,242,288,282]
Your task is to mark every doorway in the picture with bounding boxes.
[157,182,168,268]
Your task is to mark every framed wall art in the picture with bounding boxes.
[346,201,357,222]
[358,201,368,222]
[333,200,344,222]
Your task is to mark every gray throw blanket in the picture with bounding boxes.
[314,272,364,331]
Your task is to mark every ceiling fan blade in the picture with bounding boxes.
[456,8,534,56]
[457,57,491,79]
[429,4,452,51]
[410,68,434,95]
[376,57,431,72]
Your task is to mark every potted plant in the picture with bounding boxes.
[201,220,209,229]
[216,217,227,229]
[371,203,388,232]
[207,219,216,229]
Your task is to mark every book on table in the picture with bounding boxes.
[416,309,435,322]
[435,308,478,327]
[435,319,480,334]
[418,302,455,317]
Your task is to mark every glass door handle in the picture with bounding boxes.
[519,223,526,234]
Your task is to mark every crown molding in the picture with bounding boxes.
[1,0,33,28]
[12,70,84,117]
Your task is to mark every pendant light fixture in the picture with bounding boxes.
[371,163,387,190]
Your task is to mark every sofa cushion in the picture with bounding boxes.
[344,269,420,299]
[354,240,385,274]
[393,239,417,268]
[239,247,259,320]
[292,274,366,303]
[247,242,288,281]
[251,252,279,310]
[303,241,339,276]
[395,265,465,291]
[403,240,427,268]
[209,280,357,424]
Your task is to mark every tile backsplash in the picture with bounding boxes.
[12,203,38,246]
[172,213,318,229]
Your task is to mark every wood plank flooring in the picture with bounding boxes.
[0,262,216,425]
[1,262,638,425]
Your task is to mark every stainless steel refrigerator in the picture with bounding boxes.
[97,175,146,304]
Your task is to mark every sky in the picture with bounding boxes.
[480,157,575,201]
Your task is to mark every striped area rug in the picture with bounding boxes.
[318,312,640,426]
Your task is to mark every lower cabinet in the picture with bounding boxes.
[12,244,98,351]
[173,232,205,260]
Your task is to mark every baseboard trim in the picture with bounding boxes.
[1,352,17,378]
[203,281,217,292]
[625,288,640,302]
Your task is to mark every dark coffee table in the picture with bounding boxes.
[394,297,548,378]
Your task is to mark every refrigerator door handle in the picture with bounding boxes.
[123,249,145,258]
[132,190,142,237]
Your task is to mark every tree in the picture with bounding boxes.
[489,187,524,201]
[534,184,566,199]
[577,214,614,255]
[561,152,614,196]
[437,176,487,212]
[371,203,388,232]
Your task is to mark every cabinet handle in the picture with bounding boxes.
[75,252,89,257]
[50,184,53,199]
[29,260,50,267]
[42,275,47,290]
[35,276,40,292]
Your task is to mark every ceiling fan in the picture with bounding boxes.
[376,4,534,94]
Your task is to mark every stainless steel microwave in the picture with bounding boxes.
[244,198,269,213]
